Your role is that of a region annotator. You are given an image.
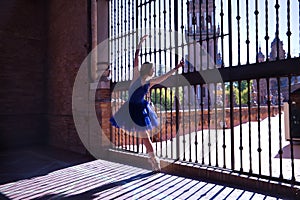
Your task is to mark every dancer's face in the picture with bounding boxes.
[148,67,154,77]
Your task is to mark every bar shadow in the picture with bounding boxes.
[35,172,157,200]
[0,146,94,184]
[275,143,300,159]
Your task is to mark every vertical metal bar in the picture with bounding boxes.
[121,0,124,82]
[134,0,139,153]
[199,0,203,71]
[182,86,186,161]
[170,88,174,159]
[229,81,235,169]
[238,80,243,171]
[149,0,152,61]
[222,82,226,168]
[277,77,283,179]
[194,85,198,163]
[257,79,262,175]
[267,78,272,176]
[131,0,135,80]
[227,0,232,67]
[213,0,217,68]
[117,1,120,83]
[265,0,269,62]
[186,0,190,73]
[206,0,209,70]
[288,76,296,182]
[214,82,218,167]
[170,88,179,160]
[164,88,168,158]
[220,0,225,68]
[188,85,192,162]
[247,79,253,173]
[236,0,241,66]
[193,0,196,72]
[144,1,147,60]
[175,0,180,161]
[208,86,211,165]
[275,0,280,60]
[201,84,205,164]
[286,0,291,59]
[160,87,163,157]
[245,0,250,64]
[255,0,259,63]
[125,0,129,81]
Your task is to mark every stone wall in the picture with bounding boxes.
[0,0,47,149]
[47,0,89,153]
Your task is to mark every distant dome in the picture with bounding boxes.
[257,47,265,62]
[271,37,283,47]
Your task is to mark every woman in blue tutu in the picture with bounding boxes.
[110,35,184,171]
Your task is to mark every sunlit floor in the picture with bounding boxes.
[0,147,282,199]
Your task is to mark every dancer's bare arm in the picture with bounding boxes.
[149,60,184,88]
[132,35,148,84]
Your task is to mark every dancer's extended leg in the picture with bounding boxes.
[141,131,161,171]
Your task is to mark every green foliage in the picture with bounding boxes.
[151,88,173,111]
[225,80,252,106]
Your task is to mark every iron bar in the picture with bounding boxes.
[277,77,283,179]
[287,0,291,59]
[246,0,250,64]
[236,0,241,66]
[227,0,232,67]
[257,79,262,175]
[182,86,186,161]
[206,0,209,70]
[267,78,272,177]
[288,76,295,182]
[255,0,259,63]
[188,85,192,162]
[275,0,280,61]
[222,82,226,168]
[214,82,218,167]
[238,80,243,172]
[230,81,235,169]
[220,0,224,68]
[208,85,212,166]
[247,79,253,174]
[265,0,269,62]
[194,85,198,163]
[213,0,217,69]
[201,84,205,164]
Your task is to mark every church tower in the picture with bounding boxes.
[269,37,286,61]
[183,0,222,109]
[185,0,221,71]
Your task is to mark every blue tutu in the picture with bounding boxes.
[110,77,159,132]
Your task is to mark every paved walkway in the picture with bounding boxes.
[0,147,282,199]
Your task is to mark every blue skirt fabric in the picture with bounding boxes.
[110,100,159,132]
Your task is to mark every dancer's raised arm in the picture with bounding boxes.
[149,60,184,88]
[132,35,148,83]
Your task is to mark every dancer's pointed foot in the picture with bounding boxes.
[148,153,161,172]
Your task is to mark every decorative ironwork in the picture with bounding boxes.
[108,0,300,186]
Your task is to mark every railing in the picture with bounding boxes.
[108,0,300,186]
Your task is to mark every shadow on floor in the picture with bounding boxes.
[0,146,94,184]
[275,143,300,159]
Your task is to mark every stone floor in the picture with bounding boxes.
[0,146,283,199]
